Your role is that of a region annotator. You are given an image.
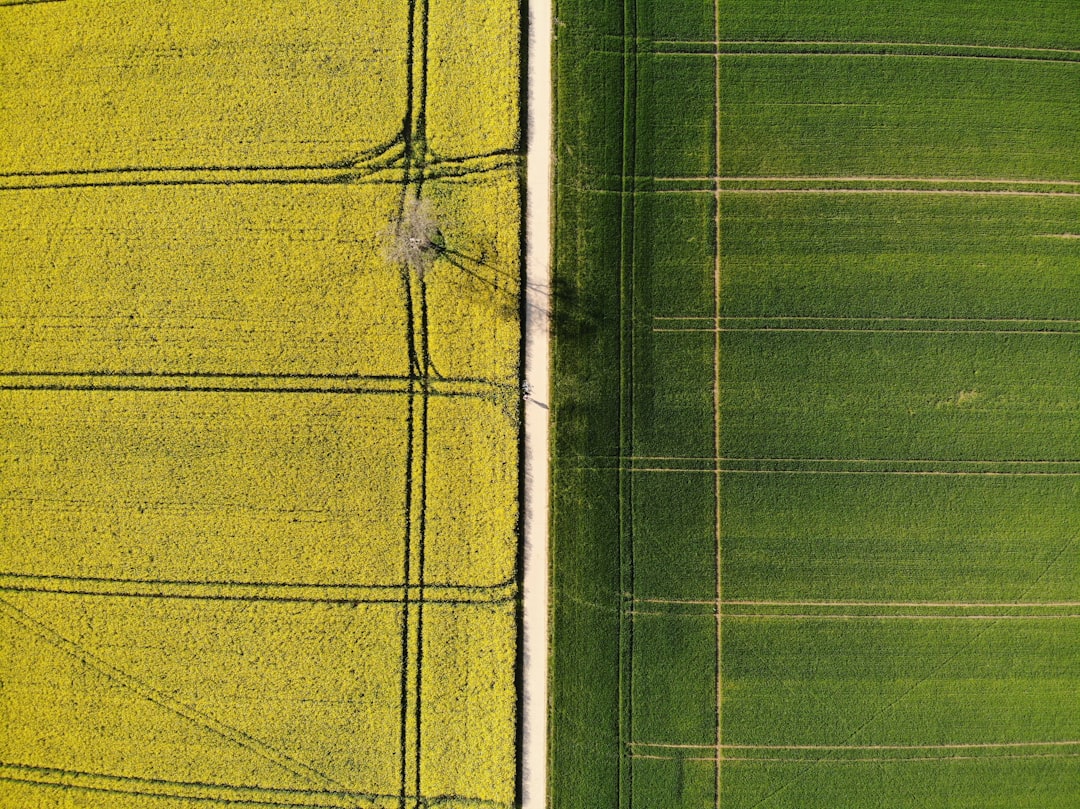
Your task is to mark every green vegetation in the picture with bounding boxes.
[724,474,1080,603]
[552,0,1079,807]
[721,57,1079,179]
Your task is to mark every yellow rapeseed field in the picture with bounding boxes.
[0,1,521,807]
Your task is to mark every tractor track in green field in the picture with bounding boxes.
[552,2,1080,807]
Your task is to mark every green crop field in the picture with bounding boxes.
[551,1,1080,807]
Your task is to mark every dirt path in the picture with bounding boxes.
[522,1,553,806]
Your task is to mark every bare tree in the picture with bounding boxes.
[383,196,444,278]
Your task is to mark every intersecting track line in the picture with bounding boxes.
[756,742,1080,750]
[413,3,432,805]
[0,153,519,193]
[0,135,405,180]
[578,455,1080,465]
[639,599,1080,609]
[0,384,504,401]
[0,571,517,605]
[399,372,417,809]
[0,372,513,401]
[0,132,521,192]
[559,26,1080,57]
[656,50,1080,65]
[630,609,1080,621]
[0,370,514,384]
[396,1,420,802]
[722,753,1080,763]
[617,1,639,806]
[395,0,432,804]
[632,740,1080,751]
[670,40,1080,57]
[0,762,513,809]
[0,762,383,809]
[585,36,1080,63]
[588,41,1080,64]
[632,753,1080,764]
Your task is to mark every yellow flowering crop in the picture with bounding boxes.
[0,1,520,807]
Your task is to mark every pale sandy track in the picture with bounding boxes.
[522,0,552,807]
